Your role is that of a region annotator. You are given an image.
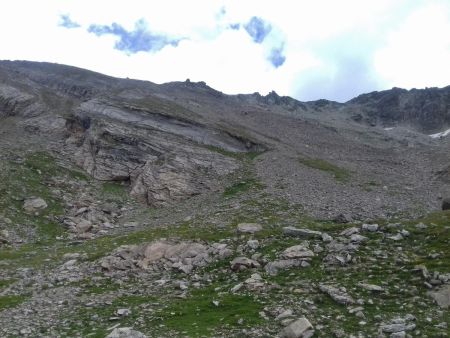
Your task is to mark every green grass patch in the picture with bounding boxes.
[160,285,263,336]
[0,279,16,290]
[223,178,263,197]
[298,156,351,182]
[0,151,66,242]
[0,295,28,310]
[101,181,129,203]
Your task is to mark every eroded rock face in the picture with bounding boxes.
[61,94,262,207]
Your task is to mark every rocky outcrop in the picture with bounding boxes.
[348,87,450,132]
[0,85,38,117]
[65,108,242,206]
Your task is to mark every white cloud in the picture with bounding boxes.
[1,0,450,101]
[375,2,450,89]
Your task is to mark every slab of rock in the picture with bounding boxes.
[265,259,309,276]
[358,283,383,292]
[283,227,322,239]
[339,227,359,237]
[380,316,416,333]
[281,317,314,338]
[243,273,266,290]
[388,233,404,241]
[76,220,93,233]
[282,244,315,259]
[237,223,263,234]
[350,234,368,243]
[230,257,260,271]
[428,285,450,308]
[361,223,379,232]
[106,327,147,338]
[333,213,352,223]
[380,323,416,333]
[319,284,354,305]
[23,197,47,213]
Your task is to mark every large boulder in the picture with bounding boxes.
[281,318,314,338]
[23,197,47,213]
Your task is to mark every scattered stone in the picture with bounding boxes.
[281,317,314,338]
[76,219,93,233]
[265,259,309,275]
[230,257,260,271]
[282,244,315,259]
[237,223,263,234]
[106,327,148,338]
[321,233,333,242]
[319,284,354,305]
[339,227,359,237]
[428,285,450,308]
[23,197,47,213]
[333,213,352,223]
[415,222,427,229]
[246,239,259,250]
[100,240,228,274]
[361,223,379,232]
[243,273,266,290]
[388,233,404,241]
[117,309,131,316]
[276,309,294,321]
[400,229,410,237]
[358,283,383,292]
[283,227,322,239]
[350,234,368,243]
[380,316,416,333]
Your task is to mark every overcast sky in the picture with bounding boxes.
[1,0,450,102]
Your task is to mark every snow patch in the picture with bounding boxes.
[429,128,450,139]
[384,127,395,131]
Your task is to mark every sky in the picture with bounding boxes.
[1,0,450,102]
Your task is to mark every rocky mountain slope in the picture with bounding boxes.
[0,60,449,337]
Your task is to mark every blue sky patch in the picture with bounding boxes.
[244,17,271,43]
[88,19,178,54]
[268,47,286,68]
[59,14,80,29]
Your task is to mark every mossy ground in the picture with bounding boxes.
[298,156,351,182]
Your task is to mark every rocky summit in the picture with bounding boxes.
[0,60,449,337]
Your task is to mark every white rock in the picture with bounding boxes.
[281,317,314,338]
[282,244,315,259]
[23,197,47,212]
[237,223,263,233]
[106,327,147,338]
[361,223,379,232]
[116,308,131,316]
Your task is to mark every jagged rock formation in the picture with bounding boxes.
[347,87,450,132]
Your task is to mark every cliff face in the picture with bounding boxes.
[347,87,450,132]
[0,60,263,207]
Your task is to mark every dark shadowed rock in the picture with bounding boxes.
[442,197,450,210]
